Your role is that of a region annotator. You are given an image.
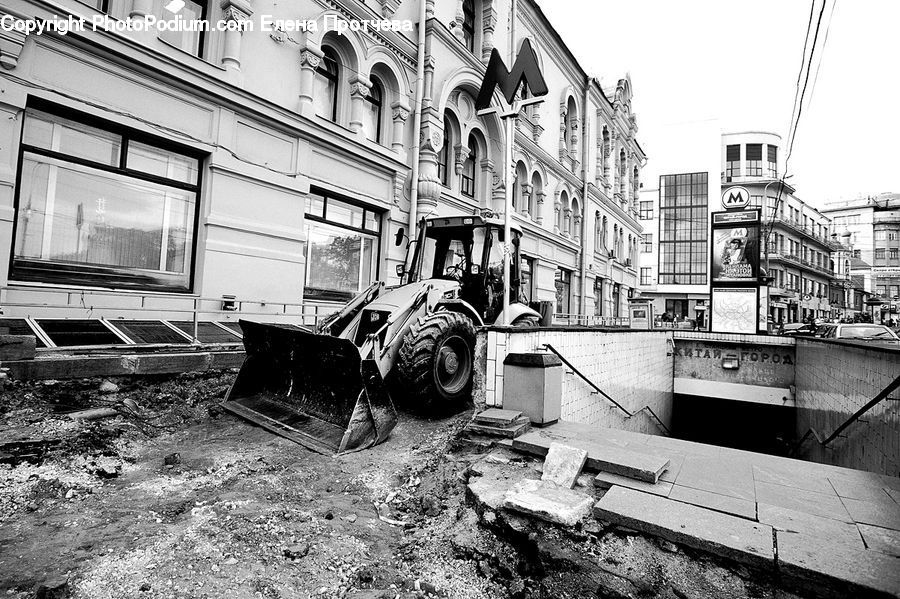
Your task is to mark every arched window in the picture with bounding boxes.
[632,165,640,200]
[601,215,608,250]
[565,97,578,157]
[461,134,477,198]
[557,191,568,234]
[613,224,618,256]
[618,149,627,197]
[462,0,476,53]
[314,47,340,122]
[437,116,451,186]
[362,77,383,143]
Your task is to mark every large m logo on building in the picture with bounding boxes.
[475,39,548,111]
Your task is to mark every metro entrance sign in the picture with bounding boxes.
[475,39,547,324]
[721,186,751,210]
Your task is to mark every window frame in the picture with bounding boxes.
[460,134,477,198]
[10,100,204,293]
[303,188,383,302]
[364,77,384,143]
[315,46,340,123]
[157,0,210,59]
[462,0,476,53]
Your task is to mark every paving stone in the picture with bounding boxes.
[541,443,588,488]
[645,434,721,457]
[668,485,757,520]
[828,475,896,503]
[594,471,673,497]
[757,503,864,549]
[752,464,835,495]
[675,456,755,501]
[513,431,669,483]
[776,530,900,598]
[467,460,526,511]
[754,481,851,523]
[858,523,900,558]
[467,421,530,438]
[882,486,900,505]
[474,408,523,425]
[841,495,900,531]
[503,478,594,526]
[593,486,774,570]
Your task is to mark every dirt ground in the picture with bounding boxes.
[0,371,806,599]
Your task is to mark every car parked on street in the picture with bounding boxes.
[813,323,900,345]
[778,323,817,337]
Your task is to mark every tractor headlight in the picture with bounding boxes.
[442,289,459,300]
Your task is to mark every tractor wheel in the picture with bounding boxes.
[512,314,541,328]
[397,311,477,414]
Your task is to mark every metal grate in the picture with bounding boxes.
[217,321,243,336]
[109,320,191,345]
[168,321,241,344]
[0,318,46,348]
[34,319,124,347]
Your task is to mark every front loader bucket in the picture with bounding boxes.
[221,320,397,454]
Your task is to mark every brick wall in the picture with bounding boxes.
[474,328,675,436]
[794,339,900,476]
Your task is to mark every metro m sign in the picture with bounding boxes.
[475,39,548,111]
[721,186,751,210]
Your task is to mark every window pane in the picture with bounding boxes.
[327,199,364,229]
[158,0,206,56]
[364,210,380,232]
[307,193,325,218]
[305,224,377,298]
[126,141,198,185]
[15,155,195,280]
[24,111,121,166]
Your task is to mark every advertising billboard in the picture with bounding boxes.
[711,287,758,334]
[710,210,760,284]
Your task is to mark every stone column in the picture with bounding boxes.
[130,0,153,18]
[536,191,546,225]
[348,75,372,135]
[573,213,582,243]
[454,144,470,175]
[220,0,253,77]
[451,0,465,43]
[520,183,532,218]
[553,196,562,235]
[390,100,411,155]
[564,208,573,238]
[416,120,443,214]
[481,5,497,61]
[298,45,324,117]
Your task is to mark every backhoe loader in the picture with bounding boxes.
[222,211,541,454]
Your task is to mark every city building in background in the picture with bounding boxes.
[0,0,644,327]
[823,193,900,323]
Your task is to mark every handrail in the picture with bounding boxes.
[541,343,671,435]
[793,372,900,452]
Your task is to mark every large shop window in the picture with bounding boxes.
[12,108,201,292]
[304,191,381,302]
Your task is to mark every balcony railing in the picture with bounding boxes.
[771,217,831,246]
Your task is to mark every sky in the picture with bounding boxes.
[541,0,900,208]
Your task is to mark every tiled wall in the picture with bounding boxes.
[474,329,675,435]
[794,339,900,476]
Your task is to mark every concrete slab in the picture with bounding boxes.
[467,421,530,438]
[675,456,755,502]
[828,475,897,503]
[467,460,528,511]
[858,523,900,558]
[474,408,523,425]
[541,443,588,488]
[503,479,594,526]
[594,471,674,497]
[752,463,836,495]
[755,481,851,523]
[513,431,670,483]
[757,503,865,549]
[593,486,774,569]
[841,495,900,531]
[668,485,757,520]
[776,530,900,599]
[645,434,722,457]
[887,487,900,505]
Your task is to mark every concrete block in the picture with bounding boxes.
[857,523,900,558]
[754,481,850,523]
[541,442,588,488]
[475,408,523,425]
[0,335,36,361]
[757,503,864,549]
[209,351,245,370]
[776,530,900,599]
[594,472,673,497]
[669,485,757,520]
[594,486,774,570]
[467,461,524,511]
[503,478,594,526]
[129,352,212,375]
[513,429,670,483]
[4,356,130,380]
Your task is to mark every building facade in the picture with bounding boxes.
[0,0,644,333]
[824,193,900,323]
[721,132,835,325]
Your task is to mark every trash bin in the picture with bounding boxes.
[502,352,562,426]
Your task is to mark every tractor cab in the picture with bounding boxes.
[407,214,524,324]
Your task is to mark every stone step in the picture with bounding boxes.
[594,485,774,570]
[474,408,524,426]
[467,420,531,439]
[513,431,669,483]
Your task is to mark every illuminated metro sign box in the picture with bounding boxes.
[721,186,751,210]
[475,39,548,111]
[710,210,761,284]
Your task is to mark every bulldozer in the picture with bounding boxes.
[222,211,541,454]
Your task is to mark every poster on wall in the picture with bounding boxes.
[711,211,760,283]
[711,287,758,334]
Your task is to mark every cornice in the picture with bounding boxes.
[314,0,418,68]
